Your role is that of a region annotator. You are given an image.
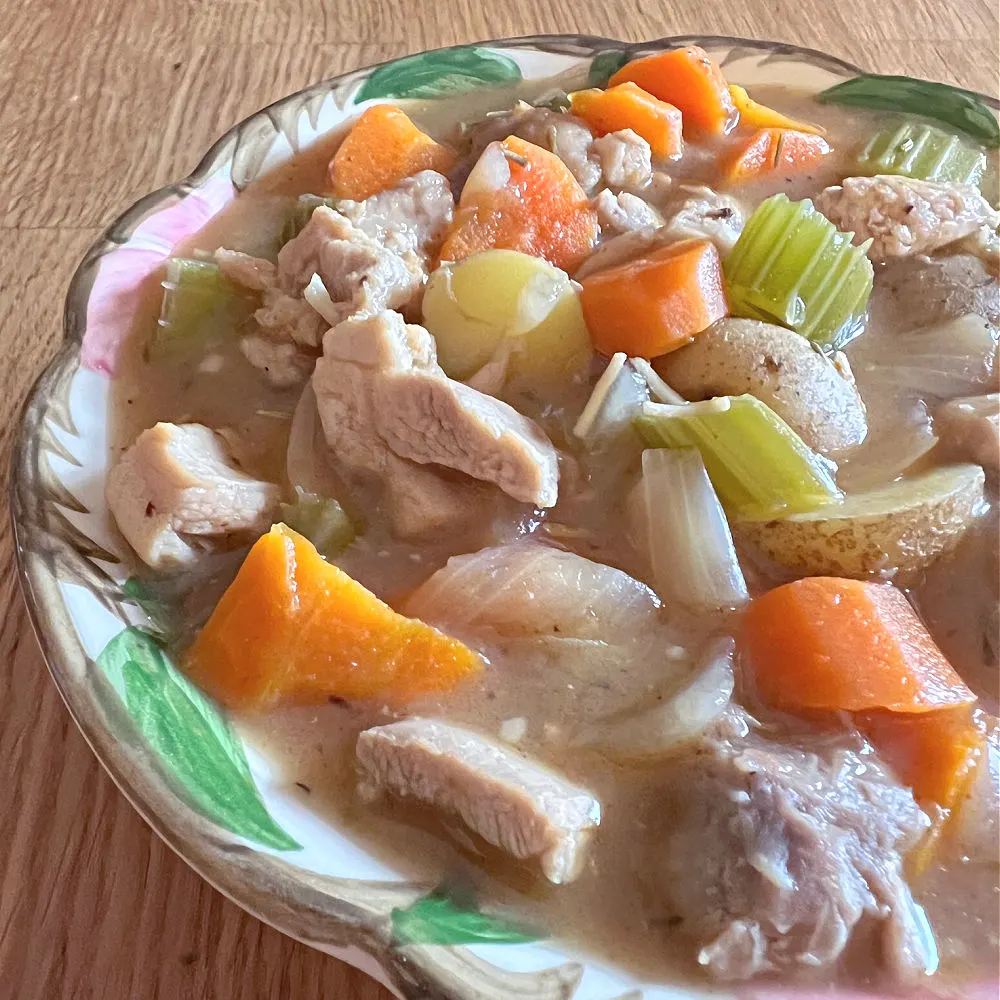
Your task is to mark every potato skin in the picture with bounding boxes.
[655,318,868,455]
[736,464,986,579]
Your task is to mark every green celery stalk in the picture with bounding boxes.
[856,121,987,186]
[280,194,336,245]
[154,258,257,358]
[279,487,355,558]
[634,395,842,521]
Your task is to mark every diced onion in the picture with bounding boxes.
[641,448,748,610]
[462,141,511,199]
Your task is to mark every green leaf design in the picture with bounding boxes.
[356,47,522,102]
[392,893,542,946]
[588,50,629,89]
[818,74,1000,149]
[122,576,175,639]
[97,627,300,851]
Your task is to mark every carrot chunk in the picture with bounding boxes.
[858,705,985,806]
[569,82,683,159]
[185,524,482,711]
[728,85,825,136]
[579,238,728,359]
[439,136,599,273]
[609,46,737,135]
[723,128,831,184]
[741,577,977,714]
[330,104,455,201]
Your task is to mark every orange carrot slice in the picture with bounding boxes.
[858,705,986,806]
[569,82,683,159]
[742,577,977,715]
[185,524,482,711]
[609,46,737,135]
[723,128,831,184]
[330,104,455,201]
[728,85,825,136]
[579,238,728,359]
[439,136,600,273]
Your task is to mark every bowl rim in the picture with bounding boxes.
[10,31,1000,1000]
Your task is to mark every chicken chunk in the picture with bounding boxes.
[334,169,454,258]
[590,129,654,192]
[661,710,934,982]
[239,332,314,388]
[356,719,601,883]
[314,311,559,508]
[659,184,745,253]
[935,393,1000,474]
[815,176,1000,261]
[594,189,663,234]
[106,423,279,568]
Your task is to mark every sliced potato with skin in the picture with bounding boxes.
[421,249,592,389]
[736,463,986,579]
[655,318,868,455]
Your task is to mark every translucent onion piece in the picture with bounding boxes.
[641,448,748,610]
[573,353,649,439]
[574,636,736,761]
[303,272,341,325]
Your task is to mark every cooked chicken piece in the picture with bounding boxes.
[815,176,1000,261]
[659,184,745,253]
[214,248,275,291]
[239,333,314,388]
[873,253,1000,330]
[591,129,654,192]
[334,169,454,258]
[661,709,934,982]
[356,718,601,883]
[106,422,279,568]
[935,393,999,473]
[594,189,663,234]
[314,311,559,507]
[464,103,601,193]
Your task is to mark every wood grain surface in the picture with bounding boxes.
[0,1,996,997]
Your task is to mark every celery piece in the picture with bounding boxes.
[154,258,257,357]
[280,194,336,245]
[634,395,841,521]
[279,487,355,558]
[724,194,874,349]
[856,122,987,186]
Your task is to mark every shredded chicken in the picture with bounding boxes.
[590,129,654,192]
[594,189,664,234]
[815,175,1000,261]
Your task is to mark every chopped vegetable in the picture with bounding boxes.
[421,249,592,386]
[572,353,649,440]
[724,194,874,348]
[580,239,728,359]
[569,82,683,159]
[609,46,737,135]
[185,523,482,710]
[280,194,335,245]
[278,486,355,558]
[640,448,748,610]
[817,74,1000,150]
[723,129,831,184]
[154,258,257,357]
[635,395,841,520]
[728,84,824,135]
[737,463,986,578]
[330,104,455,201]
[856,121,987,186]
[859,705,985,806]
[742,576,977,714]
[575,636,736,761]
[440,137,600,273]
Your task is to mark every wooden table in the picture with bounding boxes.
[0,1,995,996]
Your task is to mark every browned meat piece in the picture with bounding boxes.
[314,311,559,508]
[106,422,279,568]
[661,710,935,982]
[356,718,601,883]
[334,169,454,257]
[935,393,999,473]
[590,129,653,192]
[815,176,1000,261]
[594,190,664,234]
[873,253,1000,330]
